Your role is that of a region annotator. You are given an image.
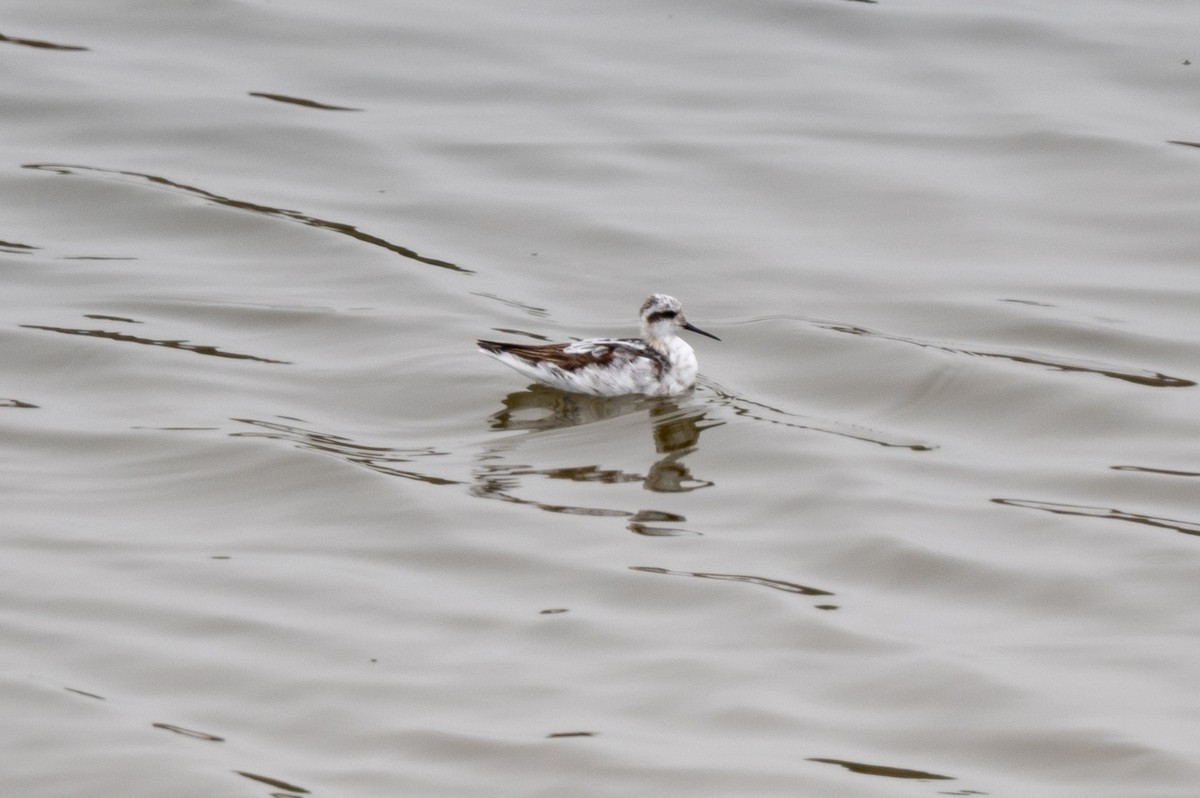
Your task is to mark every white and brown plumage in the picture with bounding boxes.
[477,294,720,397]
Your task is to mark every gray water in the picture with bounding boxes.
[3,1,1199,796]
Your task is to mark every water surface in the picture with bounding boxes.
[3,1,1200,796]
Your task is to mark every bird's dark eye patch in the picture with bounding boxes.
[647,310,678,323]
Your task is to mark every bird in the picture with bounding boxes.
[477,294,720,397]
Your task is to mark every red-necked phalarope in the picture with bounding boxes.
[478,294,720,397]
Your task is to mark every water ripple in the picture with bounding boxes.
[20,321,291,364]
[824,322,1194,389]
[0,239,40,253]
[993,498,1200,537]
[234,770,310,794]
[0,31,89,51]
[151,722,225,742]
[248,91,362,111]
[630,566,834,597]
[231,418,461,485]
[22,163,468,273]
[701,378,938,451]
[1110,465,1200,478]
[807,757,956,781]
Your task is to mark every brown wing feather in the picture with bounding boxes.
[477,339,665,376]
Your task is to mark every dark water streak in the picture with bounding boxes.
[20,323,291,364]
[823,322,1195,388]
[0,31,88,51]
[993,498,1200,537]
[231,417,462,486]
[807,757,955,781]
[630,566,834,597]
[701,378,937,451]
[234,770,310,794]
[151,722,225,742]
[1111,465,1200,478]
[22,163,468,273]
[248,91,363,111]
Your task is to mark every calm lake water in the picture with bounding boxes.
[3,1,1199,796]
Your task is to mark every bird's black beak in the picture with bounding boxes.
[683,321,720,341]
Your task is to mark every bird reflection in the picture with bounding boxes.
[487,384,721,454]
[486,384,655,431]
[473,386,723,524]
[644,401,715,493]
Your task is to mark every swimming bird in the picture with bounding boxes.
[477,294,720,397]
